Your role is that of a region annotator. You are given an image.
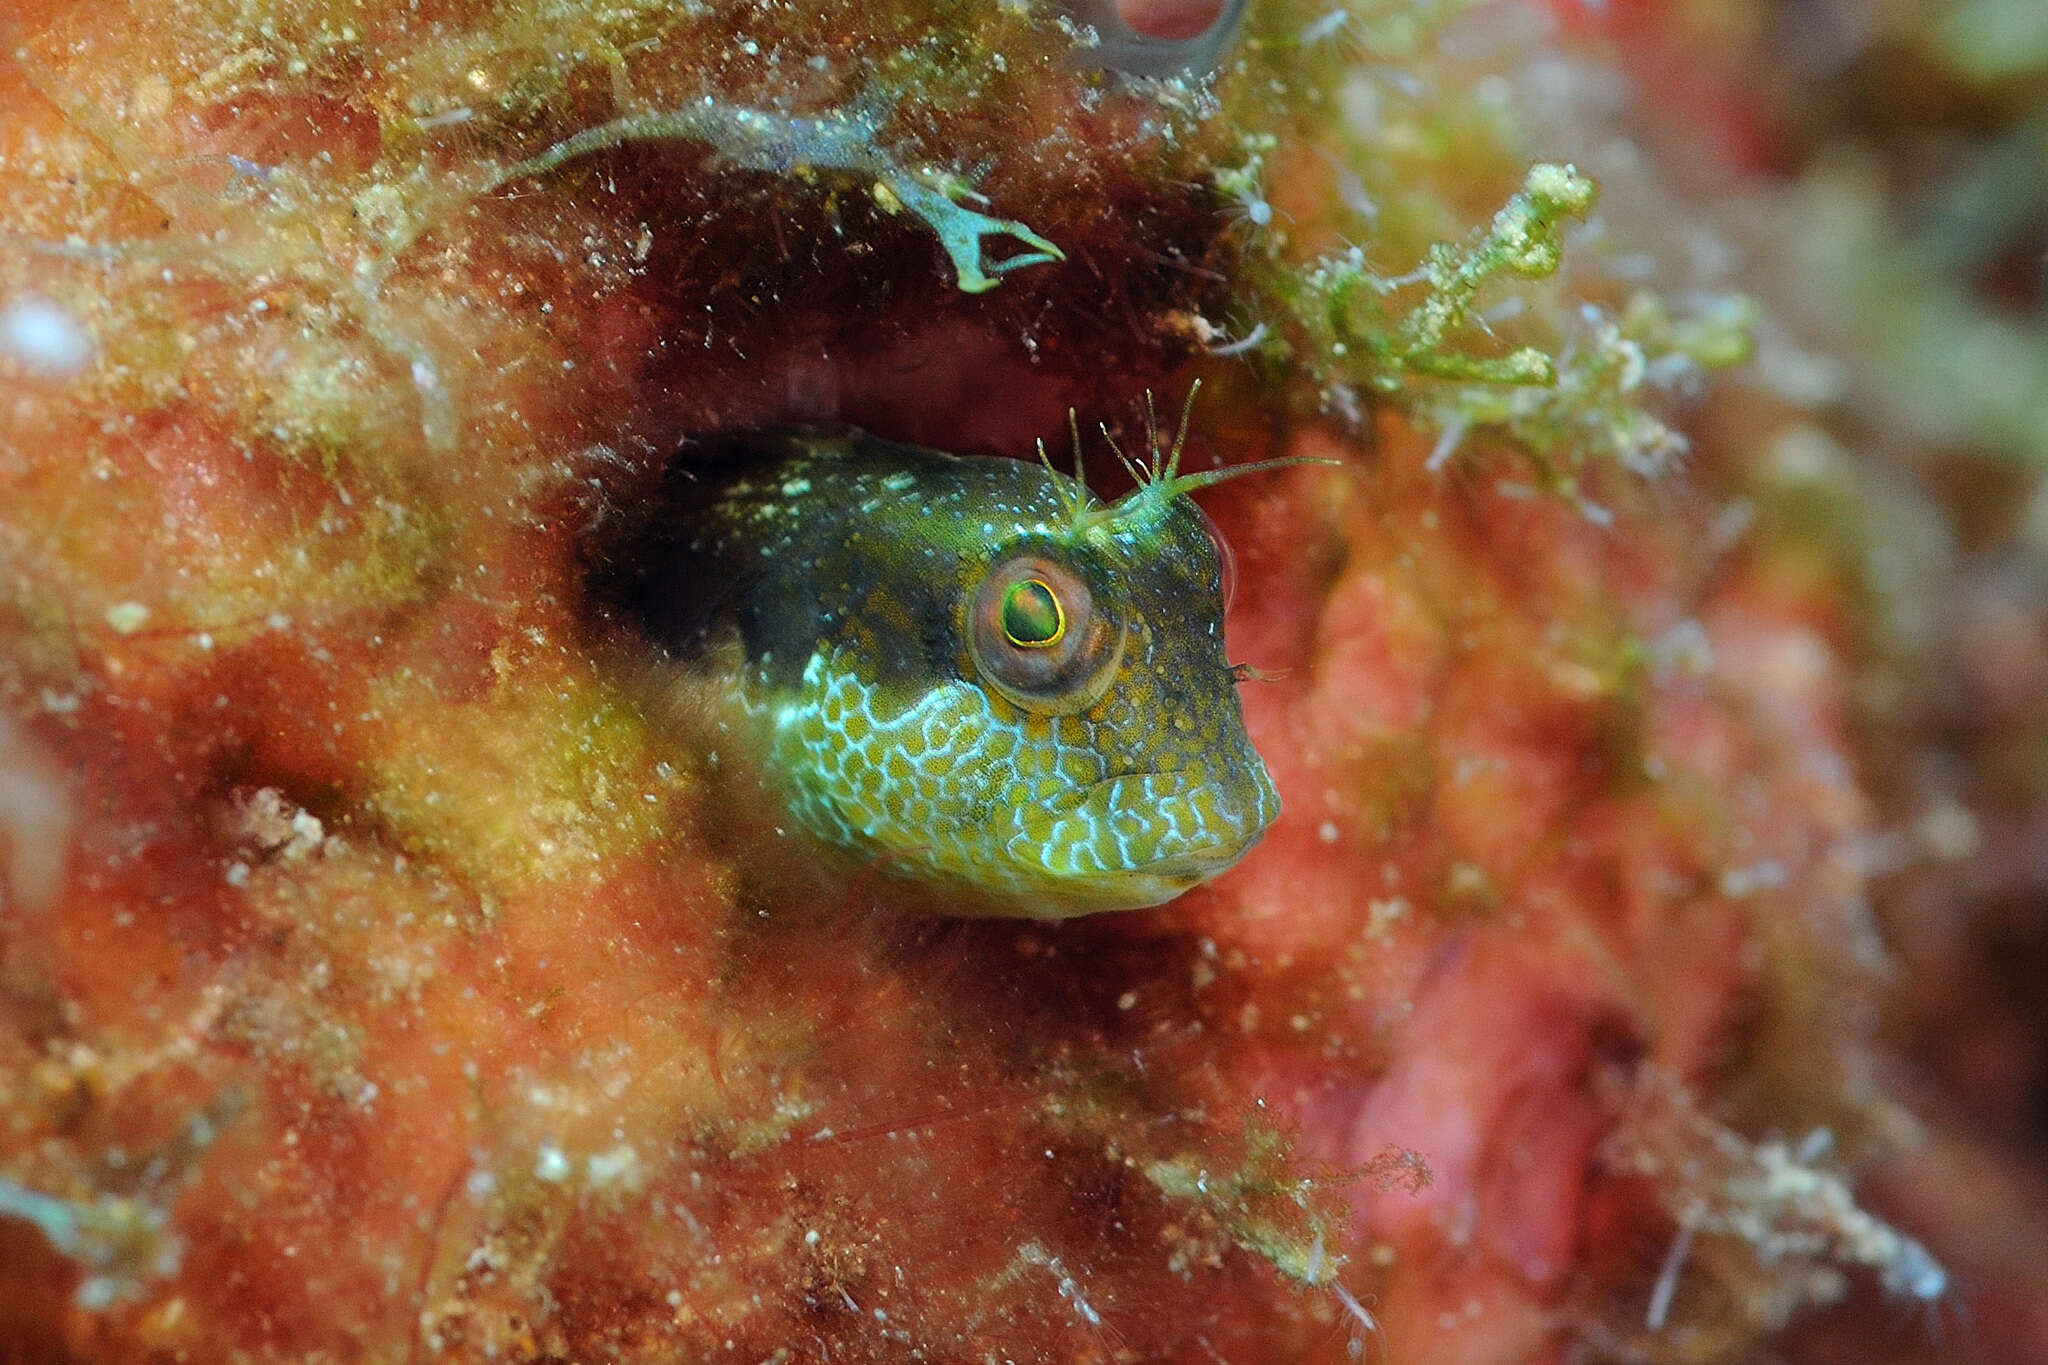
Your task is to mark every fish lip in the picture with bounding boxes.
[1083,827,1269,912]
[1082,770,1274,867]
[995,814,1271,917]
[1137,828,1267,881]
[1008,765,1277,906]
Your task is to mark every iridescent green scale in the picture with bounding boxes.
[616,425,1288,917]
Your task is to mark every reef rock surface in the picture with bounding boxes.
[1,0,2037,1361]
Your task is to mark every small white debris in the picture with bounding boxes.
[228,788,327,861]
[1717,859,1789,899]
[1326,1278,1383,1361]
[1648,619,1715,681]
[1915,799,1981,862]
[39,689,81,715]
[0,297,93,377]
[0,712,74,912]
[1646,1220,1695,1330]
[534,1142,571,1183]
[1365,897,1410,937]
[104,602,151,635]
[1206,320,1269,357]
[1425,415,1469,473]
[1882,1232,1948,1302]
[586,1144,642,1189]
[288,809,325,852]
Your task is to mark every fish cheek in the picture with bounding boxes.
[852,585,931,683]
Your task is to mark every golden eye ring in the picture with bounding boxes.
[1000,578,1066,648]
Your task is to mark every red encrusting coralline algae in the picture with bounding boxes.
[0,0,2026,1361]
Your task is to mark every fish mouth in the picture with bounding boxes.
[1137,838,1264,882]
[1106,799,1270,878]
[1108,840,1264,902]
[1034,830,1269,916]
[1002,763,1279,914]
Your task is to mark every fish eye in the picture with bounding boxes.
[1000,579,1066,648]
[970,554,1123,713]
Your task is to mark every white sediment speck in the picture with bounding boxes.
[104,602,150,634]
[586,1144,642,1189]
[0,297,93,377]
[0,712,75,913]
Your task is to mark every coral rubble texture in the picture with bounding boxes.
[1,0,2044,1361]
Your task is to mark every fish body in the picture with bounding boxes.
[618,429,1281,917]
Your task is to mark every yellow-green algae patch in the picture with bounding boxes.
[362,650,699,891]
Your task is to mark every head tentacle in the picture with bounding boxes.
[1060,380,1340,536]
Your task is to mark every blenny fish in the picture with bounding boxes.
[612,399,1299,918]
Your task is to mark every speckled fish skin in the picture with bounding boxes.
[628,430,1281,917]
